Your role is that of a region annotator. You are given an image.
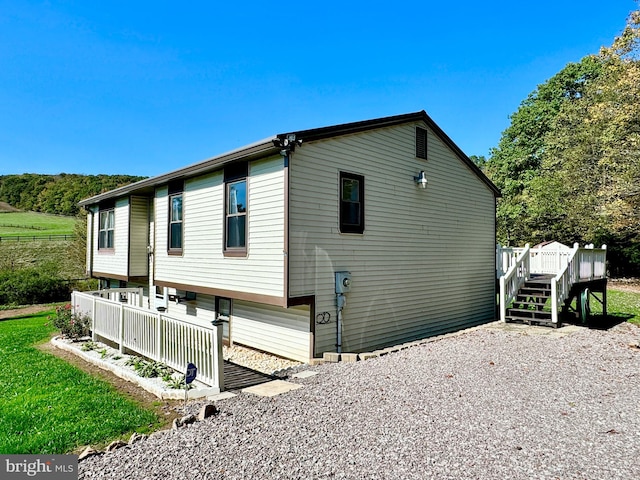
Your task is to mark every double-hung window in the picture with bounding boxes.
[98,209,115,249]
[168,181,184,254]
[224,162,248,254]
[339,172,365,234]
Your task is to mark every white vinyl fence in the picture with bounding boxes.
[72,290,224,392]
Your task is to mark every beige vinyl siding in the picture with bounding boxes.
[154,156,286,298]
[232,301,311,362]
[289,122,496,355]
[162,292,217,323]
[129,196,149,277]
[92,197,130,277]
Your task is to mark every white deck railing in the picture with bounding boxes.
[90,287,145,307]
[499,244,530,322]
[550,244,607,323]
[72,290,224,392]
[497,243,607,324]
[496,245,525,278]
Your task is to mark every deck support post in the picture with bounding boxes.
[551,280,558,324]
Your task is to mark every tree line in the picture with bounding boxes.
[482,9,640,277]
[0,173,146,217]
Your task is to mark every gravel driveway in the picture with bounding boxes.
[78,322,640,479]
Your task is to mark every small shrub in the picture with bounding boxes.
[125,356,145,370]
[81,341,98,352]
[165,375,193,390]
[50,304,91,339]
[138,361,172,379]
[125,356,173,379]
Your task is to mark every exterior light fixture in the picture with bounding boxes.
[414,171,428,189]
[272,134,303,157]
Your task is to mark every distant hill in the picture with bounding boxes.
[0,174,146,216]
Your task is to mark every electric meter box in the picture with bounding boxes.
[335,271,352,294]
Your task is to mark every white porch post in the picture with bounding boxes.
[138,287,144,307]
[118,303,125,354]
[551,279,558,324]
[213,322,224,391]
[499,276,506,322]
[156,312,163,363]
[91,295,96,342]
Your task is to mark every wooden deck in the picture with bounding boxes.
[497,243,607,326]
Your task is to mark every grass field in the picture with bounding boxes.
[0,211,76,237]
[0,310,160,454]
[0,211,84,280]
[607,288,640,325]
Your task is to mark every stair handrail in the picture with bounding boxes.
[499,243,530,322]
[550,243,580,324]
[496,244,526,278]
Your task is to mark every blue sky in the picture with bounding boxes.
[0,1,636,177]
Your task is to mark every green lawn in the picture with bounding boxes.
[0,212,76,237]
[0,310,160,454]
[607,288,640,325]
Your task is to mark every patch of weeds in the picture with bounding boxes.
[81,341,98,352]
[112,355,122,361]
[99,348,110,359]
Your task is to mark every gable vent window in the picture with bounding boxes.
[416,127,427,159]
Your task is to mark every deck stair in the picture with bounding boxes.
[505,274,555,326]
[497,243,607,327]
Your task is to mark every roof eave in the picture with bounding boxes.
[78,138,278,207]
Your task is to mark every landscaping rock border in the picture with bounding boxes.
[78,403,219,462]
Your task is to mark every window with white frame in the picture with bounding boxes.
[98,209,114,249]
[168,180,184,253]
[224,162,248,254]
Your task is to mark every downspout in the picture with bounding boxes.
[147,196,154,309]
[86,206,94,279]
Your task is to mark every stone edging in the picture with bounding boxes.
[51,336,220,400]
[78,404,219,462]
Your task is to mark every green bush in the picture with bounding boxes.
[0,268,70,306]
[50,304,91,339]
